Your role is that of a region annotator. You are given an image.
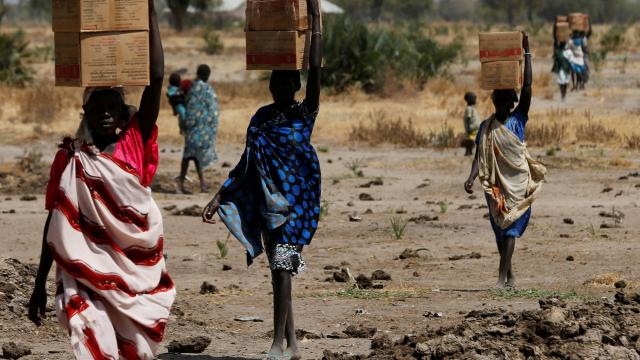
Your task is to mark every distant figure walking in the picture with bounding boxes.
[167,71,192,135]
[178,64,220,193]
[462,92,481,156]
[567,32,587,91]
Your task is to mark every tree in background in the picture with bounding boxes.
[0,0,7,26]
[332,0,433,22]
[28,0,51,22]
[438,0,478,21]
[167,0,220,32]
[480,0,524,26]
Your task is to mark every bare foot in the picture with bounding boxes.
[284,347,302,360]
[506,270,516,288]
[494,279,506,289]
[267,343,285,360]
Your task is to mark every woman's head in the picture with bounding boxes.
[197,64,211,82]
[169,72,181,87]
[82,87,128,139]
[492,89,518,119]
[464,92,477,106]
[270,70,301,105]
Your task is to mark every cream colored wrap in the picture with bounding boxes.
[478,116,547,229]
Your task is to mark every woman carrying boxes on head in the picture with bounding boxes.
[465,32,547,289]
[29,1,176,359]
[202,0,323,359]
[552,17,572,100]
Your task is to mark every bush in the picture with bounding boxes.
[322,16,460,93]
[0,30,32,86]
[203,28,224,55]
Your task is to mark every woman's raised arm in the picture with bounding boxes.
[304,0,322,113]
[138,0,164,143]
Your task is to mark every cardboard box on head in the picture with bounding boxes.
[246,0,309,31]
[246,30,310,70]
[480,61,522,91]
[53,0,149,32]
[556,15,568,23]
[478,32,524,63]
[555,22,571,43]
[55,31,150,87]
[568,13,589,32]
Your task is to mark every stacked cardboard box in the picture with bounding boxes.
[568,13,589,32]
[478,32,523,90]
[555,21,571,43]
[245,0,311,70]
[53,0,150,87]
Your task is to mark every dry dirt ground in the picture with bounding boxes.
[0,142,639,359]
[0,24,639,360]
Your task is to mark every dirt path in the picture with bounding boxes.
[0,144,638,359]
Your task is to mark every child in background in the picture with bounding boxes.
[167,72,189,133]
[462,92,481,156]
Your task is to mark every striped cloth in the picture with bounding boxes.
[47,141,175,360]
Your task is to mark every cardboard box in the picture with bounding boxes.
[481,61,522,90]
[53,0,149,32]
[555,22,571,43]
[556,15,568,23]
[55,31,150,87]
[478,32,523,63]
[246,0,309,31]
[246,30,310,70]
[568,13,589,32]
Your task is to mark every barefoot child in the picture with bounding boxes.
[462,92,481,156]
[28,2,176,358]
[202,1,322,358]
[464,33,546,288]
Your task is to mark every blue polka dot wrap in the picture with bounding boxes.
[217,102,321,266]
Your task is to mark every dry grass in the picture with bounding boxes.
[626,134,640,150]
[526,121,568,147]
[575,117,620,144]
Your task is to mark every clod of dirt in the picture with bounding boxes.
[18,195,36,201]
[371,270,391,281]
[222,264,232,271]
[172,205,203,217]
[363,209,373,214]
[398,248,427,260]
[346,201,354,207]
[348,214,362,222]
[355,274,373,289]
[600,223,622,229]
[2,209,16,214]
[167,336,211,354]
[343,324,377,339]
[199,281,218,294]
[457,204,473,210]
[163,204,177,211]
[599,209,625,219]
[423,311,444,318]
[322,350,365,360]
[359,193,374,201]
[332,269,350,283]
[342,295,640,359]
[395,208,407,214]
[560,234,570,238]
[265,328,322,340]
[370,334,392,350]
[412,271,421,277]
[602,186,613,193]
[359,178,383,188]
[566,255,575,261]
[563,218,575,225]
[324,265,339,270]
[409,215,439,223]
[614,280,627,289]
[449,252,482,261]
[0,258,45,320]
[1,342,31,359]
[221,162,232,168]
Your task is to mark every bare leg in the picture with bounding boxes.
[503,237,516,288]
[496,239,506,288]
[194,159,209,193]
[284,297,301,360]
[269,270,291,358]
[177,158,190,194]
[560,84,567,100]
